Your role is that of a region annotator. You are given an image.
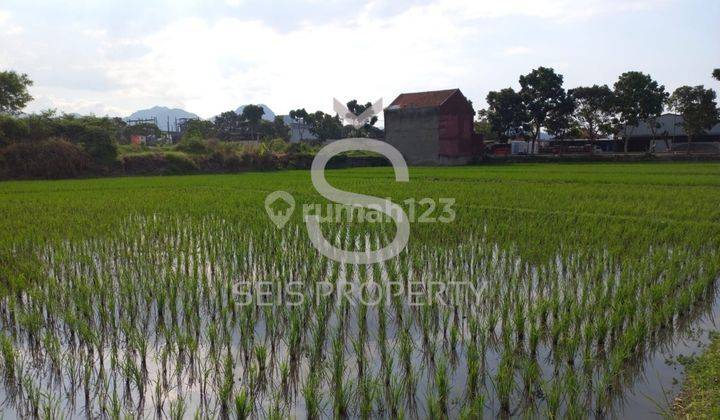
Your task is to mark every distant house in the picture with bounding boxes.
[130,134,146,146]
[279,115,318,143]
[622,113,720,152]
[384,89,482,165]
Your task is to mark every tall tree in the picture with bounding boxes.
[214,111,242,140]
[182,119,216,139]
[307,111,342,141]
[713,69,720,82]
[544,93,576,139]
[272,115,291,141]
[568,85,615,141]
[0,71,33,115]
[241,104,265,140]
[668,85,719,154]
[346,99,379,126]
[481,88,526,141]
[613,71,668,152]
[289,108,311,141]
[519,67,568,152]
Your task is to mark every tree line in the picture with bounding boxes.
[478,67,720,152]
[0,70,388,178]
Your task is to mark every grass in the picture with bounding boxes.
[674,332,720,418]
[0,162,718,417]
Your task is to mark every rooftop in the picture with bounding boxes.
[627,113,720,137]
[388,89,460,109]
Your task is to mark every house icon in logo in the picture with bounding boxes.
[264,191,295,229]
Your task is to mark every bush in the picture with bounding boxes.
[0,139,92,179]
[163,152,198,174]
[264,138,289,153]
[0,115,29,146]
[121,152,198,175]
[121,153,164,175]
[222,153,245,171]
[287,142,316,155]
[77,126,118,166]
[176,135,209,154]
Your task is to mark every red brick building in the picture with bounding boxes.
[384,89,482,165]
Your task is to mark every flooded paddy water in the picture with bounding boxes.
[1,212,718,419]
[1,164,719,418]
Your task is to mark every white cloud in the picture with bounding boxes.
[99,5,478,118]
[503,46,531,56]
[430,0,669,21]
[12,0,677,117]
[0,9,23,35]
[30,93,130,117]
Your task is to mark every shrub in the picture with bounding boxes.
[0,115,29,146]
[163,152,198,174]
[287,142,317,155]
[121,152,198,175]
[121,153,165,175]
[223,153,245,171]
[243,151,281,170]
[264,138,289,153]
[77,126,118,166]
[0,139,91,179]
[176,135,209,154]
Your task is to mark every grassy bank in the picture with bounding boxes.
[674,333,720,418]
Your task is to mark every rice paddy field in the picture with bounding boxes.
[1,162,719,419]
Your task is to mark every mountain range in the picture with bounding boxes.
[125,106,200,131]
[126,104,278,129]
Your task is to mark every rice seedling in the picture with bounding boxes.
[233,389,252,420]
[0,163,717,417]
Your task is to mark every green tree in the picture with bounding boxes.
[519,67,568,151]
[473,118,497,142]
[568,85,615,141]
[52,115,120,165]
[713,69,720,82]
[241,105,265,140]
[544,93,576,139]
[613,71,668,152]
[481,88,526,141]
[346,99,379,126]
[214,111,242,140]
[0,71,33,115]
[668,85,719,154]
[307,111,342,141]
[289,109,311,141]
[272,116,290,141]
[0,115,29,146]
[343,99,382,138]
[182,119,215,139]
[77,126,117,166]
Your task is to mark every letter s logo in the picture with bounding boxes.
[306,138,410,264]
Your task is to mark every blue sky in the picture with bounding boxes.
[0,0,718,118]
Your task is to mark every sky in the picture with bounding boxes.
[0,0,718,119]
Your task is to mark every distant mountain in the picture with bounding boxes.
[125,106,200,131]
[235,104,276,121]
